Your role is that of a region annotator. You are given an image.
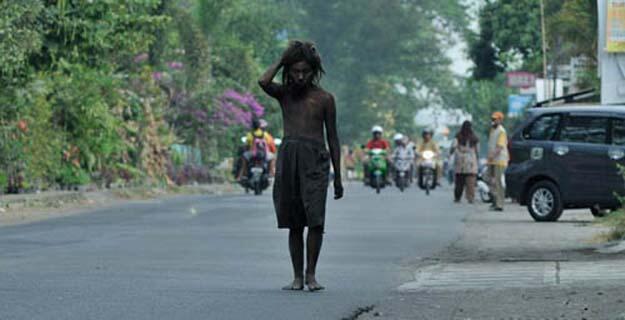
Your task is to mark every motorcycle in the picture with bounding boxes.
[241,152,270,196]
[367,148,388,194]
[477,165,492,203]
[393,153,413,192]
[418,150,437,195]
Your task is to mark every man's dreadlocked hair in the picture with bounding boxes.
[281,40,325,86]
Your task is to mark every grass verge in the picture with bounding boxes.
[596,210,625,242]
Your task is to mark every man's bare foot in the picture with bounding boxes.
[305,274,325,292]
[282,278,304,291]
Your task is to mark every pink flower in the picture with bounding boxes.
[152,72,163,81]
[167,61,184,70]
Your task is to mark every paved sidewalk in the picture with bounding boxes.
[359,202,625,320]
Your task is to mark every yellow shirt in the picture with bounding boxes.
[488,125,509,166]
[418,140,439,154]
[246,129,276,153]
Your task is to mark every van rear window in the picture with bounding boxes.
[560,116,608,144]
[523,114,560,141]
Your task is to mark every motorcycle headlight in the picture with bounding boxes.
[423,150,435,160]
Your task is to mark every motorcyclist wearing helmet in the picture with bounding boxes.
[392,133,415,179]
[363,125,391,185]
[392,133,414,163]
[366,126,391,151]
[237,118,277,181]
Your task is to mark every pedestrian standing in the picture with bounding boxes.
[487,112,509,211]
[259,40,343,292]
[451,121,479,203]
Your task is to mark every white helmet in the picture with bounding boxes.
[371,125,383,134]
[393,133,404,141]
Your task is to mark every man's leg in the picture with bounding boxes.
[305,226,325,291]
[237,153,250,181]
[487,165,496,207]
[494,166,505,210]
[283,227,305,290]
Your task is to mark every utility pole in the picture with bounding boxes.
[540,0,550,104]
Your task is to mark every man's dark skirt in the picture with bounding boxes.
[273,136,330,229]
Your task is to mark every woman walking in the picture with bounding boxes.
[451,121,479,203]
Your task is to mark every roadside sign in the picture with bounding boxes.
[506,72,536,88]
[599,0,625,104]
[607,0,625,52]
[508,95,533,118]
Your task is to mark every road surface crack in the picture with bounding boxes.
[343,304,375,320]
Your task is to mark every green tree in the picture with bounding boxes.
[468,2,503,80]
[289,0,467,142]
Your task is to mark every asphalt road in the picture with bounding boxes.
[0,183,468,320]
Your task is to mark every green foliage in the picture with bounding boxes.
[453,77,512,138]
[469,0,597,88]
[37,1,168,69]
[0,1,170,192]
[2,0,473,191]
[57,165,91,189]
[0,0,44,80]
[15,78,64,189]
[291,0,467,142]
[50,63,125,172]
[0,171,7,194]
[468,2,503,80]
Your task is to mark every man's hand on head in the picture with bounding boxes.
[334,179,344,200]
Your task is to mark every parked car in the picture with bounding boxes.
[506,105,625,221]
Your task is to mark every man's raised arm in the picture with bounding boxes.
[325,94,343,200]
[258,60,283,98]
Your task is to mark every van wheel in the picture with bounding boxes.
[527,180,563,222]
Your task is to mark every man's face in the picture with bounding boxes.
[288,61,313,89]
[373,132,382,140]
[423,133,431,142]
[491,118,501,127]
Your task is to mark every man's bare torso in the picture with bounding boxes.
[264,84,333,143]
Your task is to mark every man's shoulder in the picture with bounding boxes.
[311,87,335,102]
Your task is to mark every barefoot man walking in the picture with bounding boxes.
[259,40,343,292]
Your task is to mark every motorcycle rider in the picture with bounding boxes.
[364,125,391,184]
[417,128,441,186]
[391,133,415,183]
[237,118,277,181]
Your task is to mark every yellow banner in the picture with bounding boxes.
[607,0,625,52]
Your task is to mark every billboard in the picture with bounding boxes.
[506,72,536,88]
